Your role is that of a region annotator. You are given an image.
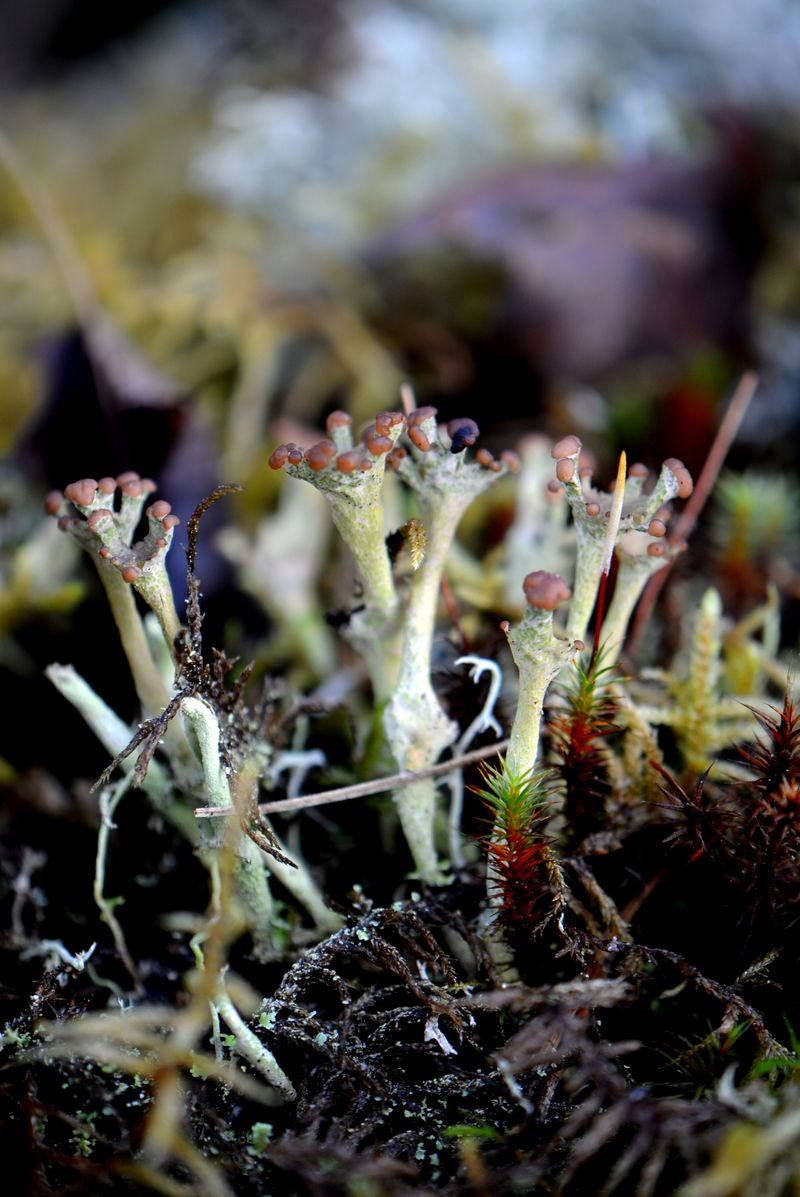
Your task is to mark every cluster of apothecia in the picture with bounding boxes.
[45,472,180,583]
[268,408,519,481]
[548,434,693,558]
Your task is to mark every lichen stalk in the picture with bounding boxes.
[267,413,404,699]
[503,580,579,778]
[549,437,693,644]
[181,697,274,955]
[328,489,401,700]
[231,760,341,934]
[47,473,186,702]
[600,531,682,664]
[95,562,172,715]
[383,491,465,881]
[382,416,512,879]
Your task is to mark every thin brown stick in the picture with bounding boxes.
[194,737,509,819]
[626,370,759,657]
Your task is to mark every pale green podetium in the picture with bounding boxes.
[46,473,183,714]
[385,409,513,881]
[502,571,582,779]
[269,405,515,881]
[267,410,405,701]
[550,436,693,646]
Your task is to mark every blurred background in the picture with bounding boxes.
[1,0,799,487]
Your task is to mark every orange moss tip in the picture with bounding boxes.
[375,409,404,436]
[44,490,63,516]
[523,570,571,611]
[64,478,99,507]
[336,450,362,474]
[552,434,582,461]
[363,426,394,456]
[556,458,575,484]
[647,518,667,538]
[663,457,694,498]
[121,565,140,583]
[500,450,520,472]
[629,462,649,479]
[386,446,407,470]
[326,410,352,434]
[446,417,479,453]
[408,425,431,452]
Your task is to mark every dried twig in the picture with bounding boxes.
[194,737,510,819]
[627,371,759,657]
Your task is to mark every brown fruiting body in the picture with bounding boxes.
[556,458,575,484]
[304,440,337,471]
[648,518,667,538]
[336,450,361,474]
[363,427,394,456]
[446,417,479,453]
[120,478,144,497]
[87,509,113,531]
[664,457,694,498]
[407,405,437,426]
[408,426,431,453]
[375,410,404,436]
[64,479,98,508]
[552,435,582,461]
[268,445,290,470]
[44,491,63,516]
[326,410,352,434]
[523,571,571,611]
